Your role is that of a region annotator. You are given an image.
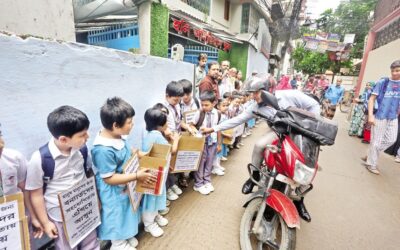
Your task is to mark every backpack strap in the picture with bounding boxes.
[39,143,55,194]
[195,110,206,130]
[79,145,92,178]
[194,97,200,109]
[376,77,390,106]
[217,111,221,123]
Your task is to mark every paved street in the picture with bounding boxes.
[137,111,400,250]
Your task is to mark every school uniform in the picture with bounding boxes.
[141,131,169,226]
[193,108,220,188]
[26,139,99,250]
[217,114,229,158]
[0,148,27,196]
[91,133,140,241]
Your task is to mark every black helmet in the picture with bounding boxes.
[245,73,270,92]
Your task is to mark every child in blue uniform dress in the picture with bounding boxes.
[141,107,179,238]
[91,97,156,250]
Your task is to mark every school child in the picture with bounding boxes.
[212,99,231,176]
[163,81,184,201]
[91,98,156,250]
[178,79,199,187]
[26,106,100,250]
[141,108,179,237]
[242,93,255,138]
[0,125,42,242]
[191,91,222,195]
[229,93,244,149]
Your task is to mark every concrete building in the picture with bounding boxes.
[357,0,400,89]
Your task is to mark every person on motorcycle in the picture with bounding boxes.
[201,75,320,222]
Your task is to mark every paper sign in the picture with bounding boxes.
[0,193,29,250]
[58,177,101,249]
[123,152,143,211]
[183,110,197,124]
[174,151,202,171]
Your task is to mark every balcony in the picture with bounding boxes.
[180,0,210,15]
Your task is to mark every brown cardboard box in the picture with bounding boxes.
[137,144,171,196]
[222,128,235,145]
[170,132,206,173]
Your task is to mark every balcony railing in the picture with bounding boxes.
[180,0,210,15]
[374,0,400,25]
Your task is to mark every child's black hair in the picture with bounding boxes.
[100,97,135,130]
[178,79,193,94]
[47,105,90,138]
[216,99,227,108]
[199,91,216,103]
[223,92,232,99]
[144,108,167,132]
[391,60,400,69]
[166,81,184,97]
[153,103,169,115]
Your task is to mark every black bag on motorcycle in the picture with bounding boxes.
[276,107,338,146]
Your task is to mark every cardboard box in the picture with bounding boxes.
[137,144,171,196]
[170,132,206,173]
[222,128,235,145]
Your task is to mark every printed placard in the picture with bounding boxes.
[58,177,101,249]
[174,151,202,171]
[183,110,197,124]
[0,193,30,250]
[123,152,143,211]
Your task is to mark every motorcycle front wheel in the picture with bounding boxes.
[240,198,296,250]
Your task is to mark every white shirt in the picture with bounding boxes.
[275,90,320,115]
[181,98,199,114]
[164,101,182,132]
[25,139,90,222]
[0,148,27,195]
[193,108,220,143]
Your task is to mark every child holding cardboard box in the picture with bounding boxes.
[91,97,156,250]
[191,91,222,195]
[141,107,179,237]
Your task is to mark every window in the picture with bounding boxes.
[224,0,230,21]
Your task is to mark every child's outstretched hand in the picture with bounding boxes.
[137,168,157,185]
[200,127,214,135]
[44,221,58,239]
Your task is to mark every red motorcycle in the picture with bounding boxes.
[239,110,324,250]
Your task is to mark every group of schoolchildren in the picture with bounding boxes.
[0,78,257,250]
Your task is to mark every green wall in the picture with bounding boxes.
[150,2,169,57]
[218,43,249,78]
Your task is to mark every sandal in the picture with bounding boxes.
[365,165,380,175]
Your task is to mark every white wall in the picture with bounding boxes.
[229,2,242,34]
[362,39,400,83]
[0,34,194,157]
[163,0,208,22]
[210,0,230,29]
[0,0,76,41]
[247,45,269,78]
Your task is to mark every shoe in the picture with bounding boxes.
[127,237,138,248]
[212,168,225,176]
[155,214,169,227]
[193,185,210,195]
[166,200,171,207]
[111,240,136,250]
[239,142,245,146]
[167,188,179,201]
[145,223,164,237]
[234,145,241,149]
[395,157,400,163]
[159,207,170,216]
[171,184,183,195]
[246,131,252,136]
[242,178,255,194]
[205,183,215,192]
[360,156,367,162]
[218,165,226,171]
[365,165,380,175]
[221,156,228,161]
[242,134,247,138]
[293,198,311,222]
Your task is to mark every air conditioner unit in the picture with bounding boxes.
[171,44,184,61]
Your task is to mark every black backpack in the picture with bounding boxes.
[39,143,92,193]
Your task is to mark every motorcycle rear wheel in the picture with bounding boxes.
[240,198,296,250]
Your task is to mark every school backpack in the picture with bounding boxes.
[39,143,92,193]
[195,110,222,130]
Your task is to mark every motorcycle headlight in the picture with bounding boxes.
[293,159,316,185]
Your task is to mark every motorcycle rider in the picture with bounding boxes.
[201,75,320,222]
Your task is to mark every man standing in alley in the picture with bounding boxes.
[324,78,345,119]
[199,61,221,100]
[194,53,208,98]
[363,60,400,175]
